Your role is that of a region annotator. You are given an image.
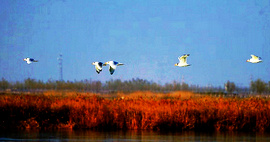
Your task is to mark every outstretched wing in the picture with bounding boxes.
[94,62,103,74]
[109,66,115,75]
[30,58,38,62]
[250,55,259,60]
[178,54,189,63]
[96,69,101,74]
[95,66,102,74]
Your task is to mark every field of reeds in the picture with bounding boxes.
[0,91,270,132]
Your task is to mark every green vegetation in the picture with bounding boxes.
[0,78,191,92]
[250,79,268,94]
[0,78,269,94]
[225,81,236,94]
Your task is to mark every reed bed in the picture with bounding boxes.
[0,91,270,132]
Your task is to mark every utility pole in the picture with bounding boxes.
[250,74,253,83]
[57,54,63,81]
[249,74,253,94]
[181,75,185,85]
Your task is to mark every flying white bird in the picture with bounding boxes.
[175,54,190,67]
[103,61,124,75]
[92,62,103,74]
[246,55,262,63]
[23,58,38,64]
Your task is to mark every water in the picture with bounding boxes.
[0,130,270,141]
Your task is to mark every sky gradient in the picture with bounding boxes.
[1,0,270,87]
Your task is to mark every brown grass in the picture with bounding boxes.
[0,91,270,132]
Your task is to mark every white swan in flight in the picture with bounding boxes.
[23,58,38,64]
[92,62,103,74]
[246,55,262,63]
[103,61,124,75]
[175,54,190,67]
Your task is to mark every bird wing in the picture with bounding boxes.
[98,62,103,68]
[30,58,38,62]
[109,66,115,75]
[178,54,189,63]
[251,55,259,60]
[95,65,101,71]
[95,67,101,74]
[94,62,103,74]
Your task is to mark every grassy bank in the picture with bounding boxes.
[0,91,270,132]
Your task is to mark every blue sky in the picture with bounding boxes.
[0,0,270,87]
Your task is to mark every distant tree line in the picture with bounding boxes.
[0,78,190,93]
[0,78,269,94]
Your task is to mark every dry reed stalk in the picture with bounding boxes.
[0,91,270,132]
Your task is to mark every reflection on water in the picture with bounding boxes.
[0,130,270,141]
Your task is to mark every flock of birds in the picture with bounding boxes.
[92,61,124,75]
[23,54,263,75]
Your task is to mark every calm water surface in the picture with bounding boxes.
[0,130,270,141]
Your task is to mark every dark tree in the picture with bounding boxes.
[225,81,236,94]
[0,78,10,90]
[251,79,267,94]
